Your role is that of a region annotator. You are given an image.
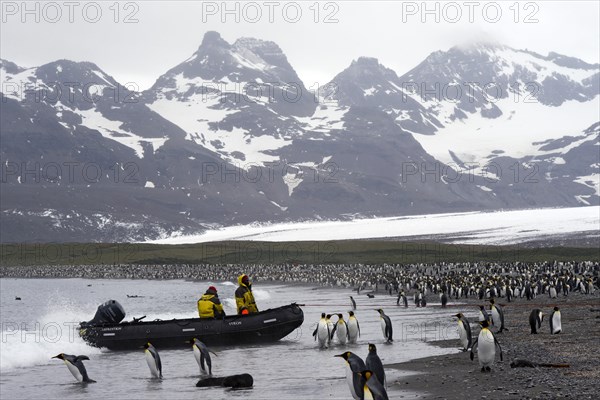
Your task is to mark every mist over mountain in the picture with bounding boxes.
[1,32,598,242]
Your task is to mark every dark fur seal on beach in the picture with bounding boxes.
[196,373,253,388]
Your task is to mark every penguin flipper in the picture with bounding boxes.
[470,338,479,361]
[200,353,206,372]
[494,336,503,361]
[312,325,318,339]
[357,320,361,337]
[330,323,338,340]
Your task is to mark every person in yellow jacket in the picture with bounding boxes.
[235,275,258,314]
[197,286,225,318]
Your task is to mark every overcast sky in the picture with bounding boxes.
[1,1,599,89]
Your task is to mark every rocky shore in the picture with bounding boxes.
[388,295,600,399]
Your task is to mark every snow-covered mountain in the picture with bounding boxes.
[1,33,598,242]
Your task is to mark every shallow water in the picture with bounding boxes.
[0,278,463,399]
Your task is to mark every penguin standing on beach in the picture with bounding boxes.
[440,292,448,308]
[376,309,393,343]
[313,313,330,348]
[455,313,472,351]
[489,299,506,333]
[335,352,366,400]
[550,307,562,334]
[347,311,361,344]
[397,292,408,307]
[144,342,163,379]
[478,305,490,324]
[470,320,503,372]
[331,314,349,345]
[529,309,544,334]
[350,296,357,310]
[52,353,96,383]
[366,343,386,388]
[326,314,334,346]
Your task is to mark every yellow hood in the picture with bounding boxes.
[238,274,249,287]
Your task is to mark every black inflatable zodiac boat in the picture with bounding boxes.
[79,300,304,350]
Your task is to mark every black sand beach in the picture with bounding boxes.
[388,295,600,399]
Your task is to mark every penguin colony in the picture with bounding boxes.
[5,261,598,294]
[46,259,595,398]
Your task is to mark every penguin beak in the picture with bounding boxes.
[51,354,62,360]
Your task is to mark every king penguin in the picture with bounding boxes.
[455,313,472,351]
[366,343,386,388]
[550,306,562,334]
[144,342,163,379]
[376,309,393,343]
[347,311,361,344]
[440,292,448,308]
[529,309,544,334]
[361,370,389,400]
[396,292,408,307]
[313,313,330,348]
[330,313,349,345]
[350,296,357,310]
[470,320,503,372]
[52,353,96,383]
[192,338,216,375]
[326,314,334,346]
[478,305,491,324]
[334,351,366,400]
[489,299,506,333]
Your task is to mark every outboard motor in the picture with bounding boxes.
[82,300,126,326]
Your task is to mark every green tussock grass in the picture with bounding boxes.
[1,240,598,266]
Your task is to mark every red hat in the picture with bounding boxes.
[242,275,250,284]
[208,286,217,292]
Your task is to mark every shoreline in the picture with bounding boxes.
[386,296,600,399]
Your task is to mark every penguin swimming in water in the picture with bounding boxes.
[347,311,361,344]
[366,343,386,388]
[192,338,217,375]
[489,299,506,333]
[529,309,544,334]
[52,353,96,383]
[330,314,349,345]
[350,296,357,310]
[144,342,163,379]
[334,351,366,400]
[550,306,562,334]
[455,313,472,351]
[470,320,503,372]
[376,309,393,343]
[360,370,389,400]
[313,313,330,348]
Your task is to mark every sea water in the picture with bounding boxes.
[0,278,461,399]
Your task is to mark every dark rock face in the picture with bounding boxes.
[1,35,598,242]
